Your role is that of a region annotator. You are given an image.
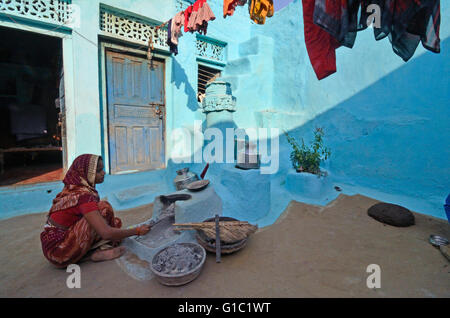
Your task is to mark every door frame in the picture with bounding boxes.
[99,41,172,175]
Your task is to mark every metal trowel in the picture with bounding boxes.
[146,202,176,227]
[145,193,192,227]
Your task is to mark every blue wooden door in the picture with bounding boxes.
[106,50,165,174]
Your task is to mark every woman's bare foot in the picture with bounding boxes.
[111,240,122,247]
[90,246,126,262]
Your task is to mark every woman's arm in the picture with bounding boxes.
[83,210,150,241]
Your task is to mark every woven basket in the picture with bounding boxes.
[195,217,249,254]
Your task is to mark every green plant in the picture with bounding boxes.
[285,127,331,176]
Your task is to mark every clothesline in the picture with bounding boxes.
[3,0,440,82]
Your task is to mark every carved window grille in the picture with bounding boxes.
[196,35,227,64]
[0,0,74,27]
[99,5,169,51]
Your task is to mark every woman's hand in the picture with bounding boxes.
[84,211,151,241]
[136,224,151,236]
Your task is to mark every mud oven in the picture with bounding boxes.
[117,185,222,281]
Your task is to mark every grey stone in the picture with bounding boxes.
[367,202,415,227]
[440,245,450,262]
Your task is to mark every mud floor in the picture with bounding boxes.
[0,194,449,297]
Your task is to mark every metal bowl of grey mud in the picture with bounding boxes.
[150,243,206,286]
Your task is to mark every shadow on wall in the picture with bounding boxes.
[171,58,198,111]
[280,37,450,218]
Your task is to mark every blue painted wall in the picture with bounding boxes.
[247,0,450,219]
[0,0,448,222]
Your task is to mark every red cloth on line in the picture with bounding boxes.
[184,0,206,32]
[302,0,341,80]
[184,4,194,32]
[185,0,214,35]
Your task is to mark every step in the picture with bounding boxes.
[112,183,170,209]
[239,35,275,57]
[254,109,308,129]
[218,75,240,92]
[223,57,253,76]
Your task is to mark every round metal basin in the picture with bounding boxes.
[150,243,206,286]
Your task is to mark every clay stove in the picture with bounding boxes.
[117,185,222,281]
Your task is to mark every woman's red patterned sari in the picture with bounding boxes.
[40,154,122,268]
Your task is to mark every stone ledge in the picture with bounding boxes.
[286,169,335,202]
[113,184,165,205]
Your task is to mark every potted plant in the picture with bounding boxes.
[285,127,331,176]
[284,128,334,202]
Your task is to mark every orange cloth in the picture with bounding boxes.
[249,0,274,25]
[223,0,247,18]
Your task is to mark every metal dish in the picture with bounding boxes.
[186,179,210,192]
[429,235,449,247]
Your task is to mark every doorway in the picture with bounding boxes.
[0,27,65,186]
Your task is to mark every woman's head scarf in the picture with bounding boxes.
[49,154,101,214]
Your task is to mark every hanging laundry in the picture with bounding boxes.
[187,0,205,32]
[186,0,215,35]
[249,0,274,25]
[195,1,216,35]
[187,0,203,32]
[362,0,441,61]
[166,19,178,55]
[302,0,341,80]
[171,11,184,46]
[302,0,441,80]
[223,0,247,18]
[313,0,361,49]
[184,4,194,32]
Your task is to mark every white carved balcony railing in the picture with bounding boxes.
[100,4,169,51]
[196,34,227,66]
[0,0,74,28]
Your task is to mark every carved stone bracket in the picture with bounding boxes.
[202,81,236,113]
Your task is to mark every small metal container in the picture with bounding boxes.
[429,235,449,247]
[174,168,199,191]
